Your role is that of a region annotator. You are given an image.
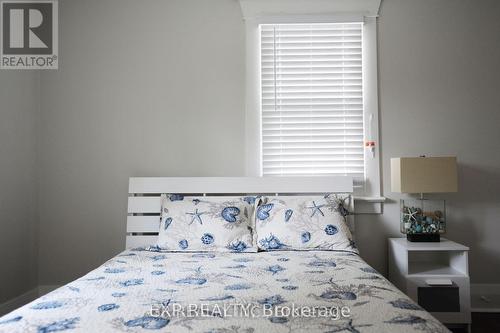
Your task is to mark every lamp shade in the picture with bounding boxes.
[391,156,458,193]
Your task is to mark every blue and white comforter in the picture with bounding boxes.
[0,250,449,333]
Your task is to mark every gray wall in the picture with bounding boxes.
[0,72,39,303]
[38,0,245,284]
[35,0,500,286]
[372,0,500,283]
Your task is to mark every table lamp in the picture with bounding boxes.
[391,156,458,242]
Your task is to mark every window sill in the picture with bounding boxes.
[353,196,386,203]
[353,196,385,214]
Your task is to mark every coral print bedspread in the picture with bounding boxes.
[0,249,449,333]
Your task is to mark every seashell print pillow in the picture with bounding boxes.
[153,194,258,252]
[255,194,357,253]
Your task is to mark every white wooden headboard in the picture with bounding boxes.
[126,176,353,249]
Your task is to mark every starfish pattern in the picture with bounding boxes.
[308,201,325,217]
[186,209,205,225]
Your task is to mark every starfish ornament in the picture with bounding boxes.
[403,207,419,223]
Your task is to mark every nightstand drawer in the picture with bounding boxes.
[406,276,471,324]
[418,283,460,312]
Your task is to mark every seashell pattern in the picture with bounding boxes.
[259,234,286,250]
[163,217,172,230]
[324,224,338,235]
[178,239,188,250]
[221,206,240,223]
[125,316,170,329]
[301,231,311,243]
[226,240,248,252]
[201,233,214,245]
[257,203,274,220]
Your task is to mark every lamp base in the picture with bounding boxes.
[406,234,440,242]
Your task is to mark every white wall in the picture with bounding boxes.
[35,0,500,286]
[0,72,39,303]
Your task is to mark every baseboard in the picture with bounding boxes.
[471,283,500,313]
[38,285,61,296]
[0,285,62,317]
[0,288,39,316]
[471,283,500,295]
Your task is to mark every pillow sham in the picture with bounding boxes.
[154,194,257,252]
[255,194,357,253]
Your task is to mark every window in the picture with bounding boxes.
[243,15,381,204]
[260,23,364,180]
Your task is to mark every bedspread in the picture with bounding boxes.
[0,249,449,333]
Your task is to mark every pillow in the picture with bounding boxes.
[255,194,357,253]
[154,195,257,252]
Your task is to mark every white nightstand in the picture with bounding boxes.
[388,238,471,330]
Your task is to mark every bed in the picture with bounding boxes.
[0,177,450,333]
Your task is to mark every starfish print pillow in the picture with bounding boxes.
[255,195,357,253]
[154,194,257,252]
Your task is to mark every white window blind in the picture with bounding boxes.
[260,23,364,179]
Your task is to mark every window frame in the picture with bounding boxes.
[244,15,382,205]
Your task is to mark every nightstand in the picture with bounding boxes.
[388,238,471,330]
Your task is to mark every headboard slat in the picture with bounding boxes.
[128,197,161,213]
[126,235,157,248]
[127,216,160,233]
[129,176,353,194]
